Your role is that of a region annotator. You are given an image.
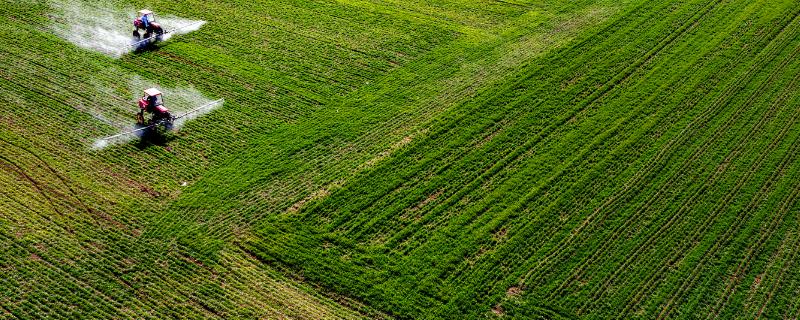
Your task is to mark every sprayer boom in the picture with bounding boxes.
[173,99,224,120]
[95,99,224,145]
[97,123,157,142]
[129,20,205,48]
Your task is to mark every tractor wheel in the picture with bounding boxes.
[132,29,141,40]
[154,28,164,42]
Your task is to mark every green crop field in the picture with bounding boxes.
[2,0,800,318]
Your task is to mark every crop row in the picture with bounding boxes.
[151,0,614,248]
[245,0,800,318]
[528,1,788,292]
[576,12,800,314]
[1,0,490,317]
[243,0,762,317]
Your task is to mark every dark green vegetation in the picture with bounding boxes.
[3,0,800,318]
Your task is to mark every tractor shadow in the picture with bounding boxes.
[132,43,163,54]
[130,35,166,54]
[133,127,176,149]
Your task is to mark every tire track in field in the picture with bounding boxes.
[785,284,800,319]
[648,11,798,314]
[230,245,383,319]
[2,182,72,234]
[750,215,800,319]
[585,76,782,316]
[0,139,114,226]
[0,305,16,319]
[0,138,134,231]
[381,0,719,253]
[705,144,800,319]
[0,155,67,219]
[707,107,800,318]
[0,193,161,316]
[0,156,182,315]
[580,22,800,315]
[4,221,233,318]
[0,232,129,317]
[481,18,758,293]
[638,68,800,320]
[168,0,643,242]
[513,0,768,295]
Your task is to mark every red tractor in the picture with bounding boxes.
[133,10,164,43]
[137,88,174,130]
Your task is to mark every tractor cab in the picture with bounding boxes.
[133,9,164,42]
[141,88,165,111]
[137,88,173,127]
[137,10,156,25]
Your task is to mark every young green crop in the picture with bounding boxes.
[5,0,800,318]
[239,0,800,318]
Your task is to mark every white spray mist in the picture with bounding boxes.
[91,77,223,150]
[48,0,206,58]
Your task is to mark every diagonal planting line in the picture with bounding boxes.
[368,0,685,253]
[642,66,800,320]
[752,213,800,319]
[515,1,795,298]
[379,0,714,253]
[497,0,726,292]
[707,111,800,318]
[582,20,800,316]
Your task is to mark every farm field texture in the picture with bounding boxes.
[2,0,800,318]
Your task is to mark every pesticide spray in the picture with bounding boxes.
[91,77,224,150]
[48,0,206,57]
